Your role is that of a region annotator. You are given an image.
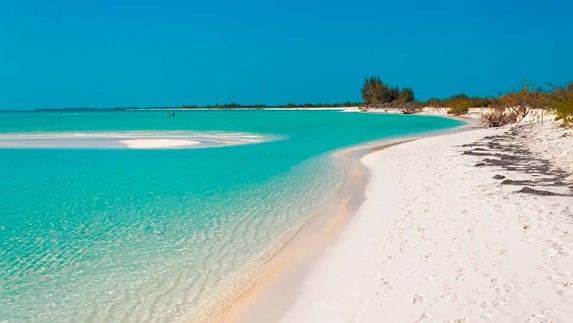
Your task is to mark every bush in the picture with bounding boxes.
[359,78,572,124]
[548,83,573,125]
[493,84,547,111]
[480,109,519,127]
[401,102,422,114]
[447,105,471,115]
[421,94,490,115]
[424,97,443,107]
[443,94,491,115]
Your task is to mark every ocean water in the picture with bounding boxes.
[0,110,464,321]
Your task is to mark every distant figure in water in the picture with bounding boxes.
[172,112,175,117]
[167,112,171,118]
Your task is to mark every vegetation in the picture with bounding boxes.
[181,102,361,109]
[355,77,568,127]
[361,76,415,106]
[31,80,573,128]
[493,84,546,109]
[476,85,543,126]
[480,109,519,127]
[547,83,573,124]
[398,88,415,103]
[480,83,573,127]
[31,103,363,112]
[421,94,491,115]
[400,102,422,114]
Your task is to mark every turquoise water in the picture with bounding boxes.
[0,110,463,321]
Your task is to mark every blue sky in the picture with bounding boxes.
[1,0,572,109]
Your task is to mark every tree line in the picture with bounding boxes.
[360,76,573,126]
[181,102,361,109]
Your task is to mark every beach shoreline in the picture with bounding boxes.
[0,110,466,322]
[216,118,474,322]
[218,139,412,323]
[223,114,572,322]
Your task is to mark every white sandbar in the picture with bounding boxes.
[119,139,200,149]
[0,131,275,149]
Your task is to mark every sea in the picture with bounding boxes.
[0,110,464,321]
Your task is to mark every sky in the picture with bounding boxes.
[0,0,572,109]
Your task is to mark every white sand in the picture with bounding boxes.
[119,139,199,149]
[274,123,573,322]
[0,131,273,149]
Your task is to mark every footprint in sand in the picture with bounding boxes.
[412,293,426,304]
[415,312,432,322]
[419,252,432,261]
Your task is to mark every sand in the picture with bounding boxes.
[119,139,200,149]
[234,118,572,322]
[0,131,272,149]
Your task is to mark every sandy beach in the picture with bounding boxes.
[231,115,573,322]
[2,1,570,320]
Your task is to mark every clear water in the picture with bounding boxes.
[0,110,464,321]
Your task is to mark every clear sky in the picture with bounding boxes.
[1,0,572,109]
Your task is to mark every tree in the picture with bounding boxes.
[398,88,415,103]
[361,76,384,104]
[361,76,401,105]
[383,86,400,103]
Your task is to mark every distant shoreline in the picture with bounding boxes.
[0,104,362,112]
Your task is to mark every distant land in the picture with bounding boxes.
[0,102,361,112]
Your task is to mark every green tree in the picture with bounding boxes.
[384,86,400,103]
[361,76,384,104]
[398,88,415,103]
[361,76,400,105]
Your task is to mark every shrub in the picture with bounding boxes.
[401,102,422,114]
[480,84,555,127]
[443,94,491,115]
[447,105,471,115]
[424,97,443,107]
[421,94,490,115]
[494,84,546,111]
[480,109,519,127]
[547,83,573,125]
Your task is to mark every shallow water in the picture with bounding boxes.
[0,130,274,149]
[0,110,464,321]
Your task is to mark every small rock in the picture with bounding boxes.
[493,174,506,180]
